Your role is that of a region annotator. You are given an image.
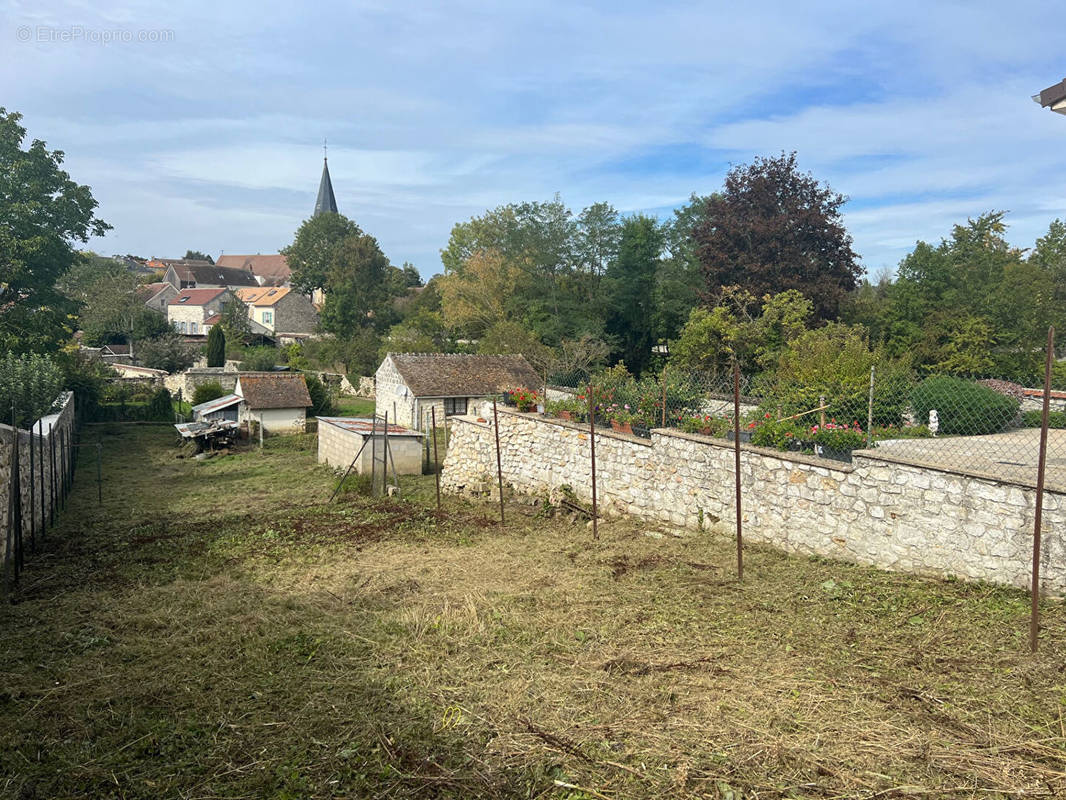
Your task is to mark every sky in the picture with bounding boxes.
[2,1,1065,280]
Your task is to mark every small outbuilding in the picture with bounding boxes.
[235,372,312,434]
[191,393,242,423]
[375,353,542,429]
[317,416,425,475]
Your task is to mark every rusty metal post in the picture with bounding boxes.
[661,368,667,428]
[431,406,441,515]
[733,362,743,581]
[382,411,390,497]
[49,423,56,523]
[96,442,102,505]
[866,366,875,448]
[589,385,598,540]
[1031,325,1054,652]
[492,398,505,526]
[38,420,44,536]
[28,417,35,553]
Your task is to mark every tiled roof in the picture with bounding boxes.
[236,372,312,410]
[203,313,222,325]
[387,353,541,398]
[135,281,170,301]
[172,288,228,306]
[216,254,291,284]
[235,286,292,306]
[318,417,423,437]
[111,364,168,376]
[102,344,130,355]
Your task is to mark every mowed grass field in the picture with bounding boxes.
[2,425,1066,799]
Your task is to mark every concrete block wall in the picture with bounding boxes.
[442,407,1066,594]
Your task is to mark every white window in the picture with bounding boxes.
[190,322,198,334]
[262,310,273,325]
[443,398,467,416]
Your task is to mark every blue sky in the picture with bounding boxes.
[3,0,1065,279]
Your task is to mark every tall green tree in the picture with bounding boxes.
[604,215,664,375]
[184,250,213,263]
[0,108,111,354]
[284,213,363,294]
[694,152,860,320]
[206,324,226,367]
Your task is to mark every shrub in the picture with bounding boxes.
[810,422,866,452]
[509,387,540,412]
[751,417,806,450]
[1021,409,1066,429]
[147,387,174,421]
[910,375,1019,436]
[240,346,279,372]
[546,397,586,422]
[192,381,226,406]
[0,352,64,428]
[304,374,336,417]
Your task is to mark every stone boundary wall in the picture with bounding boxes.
[441,407,1065,594]
[0,392,76,569]
[164,367,239,399]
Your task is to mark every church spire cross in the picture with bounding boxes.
[313,141,338,216]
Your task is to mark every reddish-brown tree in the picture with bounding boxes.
[694,152,860,320]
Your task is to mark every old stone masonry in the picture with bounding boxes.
[442,406,1065,594]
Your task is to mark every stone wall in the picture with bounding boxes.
[0,392,76,572]
[164,367,239,399]
[442,407,1066,594]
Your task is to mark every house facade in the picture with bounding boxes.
[374,353,542,430]
[138,281,178,315]
[234,287,319,337]
[167,288,234,336]
[234,372,312,434]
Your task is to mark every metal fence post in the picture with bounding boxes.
[588,386,598,541]
[28,420,35,553]
[49,423,56,523]
[96,442,103,505]
[733,363,743,581]
[866,366,875,448]
[431,406,441,515]
[492,398,505,527]
[1031,325,1054,653]
[38,420,44,537]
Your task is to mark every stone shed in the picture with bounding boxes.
[375,353,542,430]
[317,417,424,474]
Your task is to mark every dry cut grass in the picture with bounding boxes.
[1,424,1064,799]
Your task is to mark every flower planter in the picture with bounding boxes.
[501,391,513,405]
[815,444,852,464]
[516,403,536,413]
[558,410,575,422]
[727,430,751,443]
[610,420,634,435]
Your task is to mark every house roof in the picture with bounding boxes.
[203,313,222,325]
[216,254,291,284]
[386,353,542,398]
[172,288,228,306]
[135,281,171,301]
[236,372,312,409]
[102,343,130,355]
[152,258,213,269]
[192,393,242,415]
[235,286,292,306]
[317,417,424,437]
[171,263,259,287]
[111,363,168,377]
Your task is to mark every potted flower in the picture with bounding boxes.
[810,421,866,463]
[547,397,585,423]
[605,403,639,435]
[511,387,540,412]
[680,414,728,437]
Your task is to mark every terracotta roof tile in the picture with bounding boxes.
[172,288,228,306]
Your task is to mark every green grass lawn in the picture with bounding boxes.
[332,395,376,417]
[2,425,1065,799]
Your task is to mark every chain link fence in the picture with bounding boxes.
[533,362,1066,489]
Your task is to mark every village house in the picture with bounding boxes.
[234,372,313,434]
[216,254,291,287]
[162,262,259,291]
[234,287,319,341]
[166,288,234,336]
[137,281,178,315]
[374,353,542,430]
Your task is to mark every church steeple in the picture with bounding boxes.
[313,144,338,216]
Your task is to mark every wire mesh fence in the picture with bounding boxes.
[533,359,1066,489]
